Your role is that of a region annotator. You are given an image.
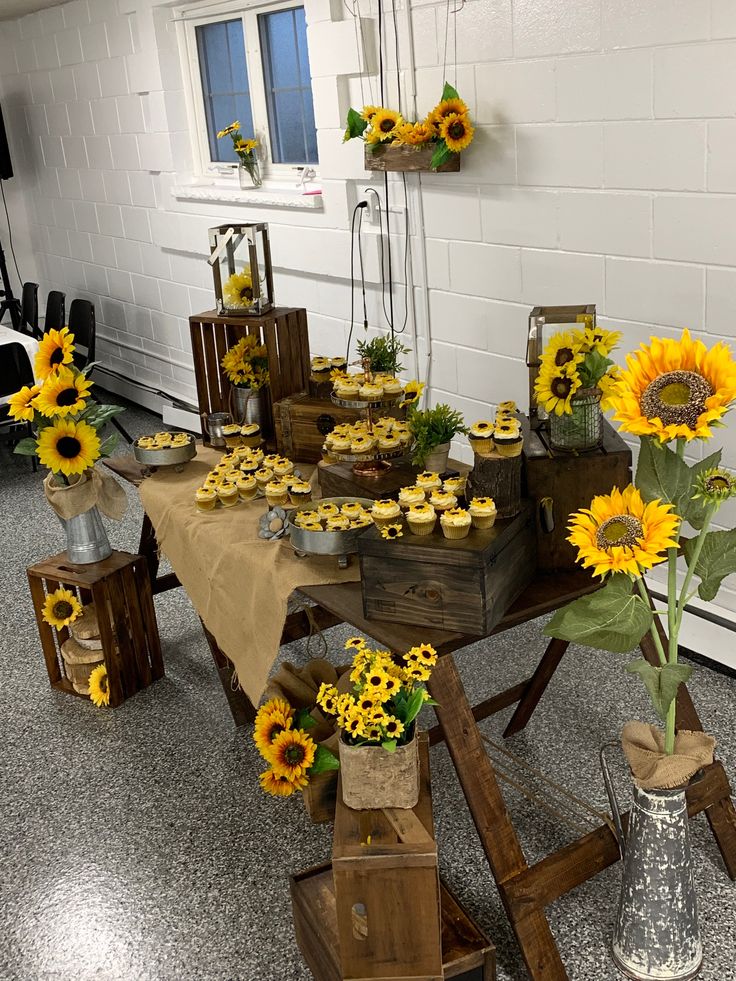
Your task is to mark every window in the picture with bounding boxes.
[180,1,319,181]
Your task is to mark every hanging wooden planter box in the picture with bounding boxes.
[365,143,461,173]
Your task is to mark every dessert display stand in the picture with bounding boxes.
[328,391,405,477]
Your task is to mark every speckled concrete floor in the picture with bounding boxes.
[1,396,735,981]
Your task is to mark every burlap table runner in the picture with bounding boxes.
[138,448,359,704]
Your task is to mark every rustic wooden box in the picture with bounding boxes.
[27,550,164,708]
[189,308,311,444]
[303,770,338,825]
[523,418,632,571]
[365,144,461,174]
[318,458,468,502]
[273,392,362,463]
[358,504,536,635]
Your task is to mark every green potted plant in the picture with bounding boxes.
[355,335,410,376]
[408,403,466,471]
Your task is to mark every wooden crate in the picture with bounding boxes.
[332,734,443,980]
[365,144,461,174]
[358,504,536,635]
[189,308,311,444]
[318,459,468,502]
[273,392,362,463]
[27,550,164,708]
[523,418,632,571]
[303,770,338,825]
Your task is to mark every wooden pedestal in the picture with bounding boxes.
[27,550,164,707]
[189,308,310,444]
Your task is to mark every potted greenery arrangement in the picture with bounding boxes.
[355,334,410,377]
[221,334,269,427]
[217,121,261,188]
[408,402,466,471]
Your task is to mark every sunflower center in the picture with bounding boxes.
[555,347,575,366]
[240,286,253,300]
[640,370,713,428]
[596,514,643,551]
[709,476,730,490]
[50,348,64,366]
[448,121,465,138]
[284,744,305,764]
[550,376,574,399]
[56,436,82,458]
[380,118,395,133]
[56,387,78,407]
[269,723,285,742]
[52,600,73,619]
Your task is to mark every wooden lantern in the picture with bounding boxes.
[208,222,274,317]
[526,304,596,430]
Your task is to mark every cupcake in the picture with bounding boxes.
[359,382,384,401]
[265,480,289,507]
[443,476,467,498]
[273,457,295,477]
[289,480,313,505]
[469,420,495,457]
[321,446,337,465]
[239,459,259,475]
[468,496,497,529]
[498,400,517,414]
[195,487,217,512]
[236,475,258,501]
[378,435,401,453]
[382,378,402,396]
[240,423,262,448]
[217,483,239,508]
[326,515,351,531]
[406,502,437,536]
[351,434,376,454]
[335,381,361,399]
[311,356,331,378]
[396,429,412,448]
[330,357,347,372]
[341,501,366,519]
[331,435,352,453]
[350,514,373,528]
[317,502,341,520]
[493,420,523,457]
[301,520,324,532]
[416,471,442,492]
[371,499,402,528]
[222,423,242,448]
[254,467,274,491]
[263,453,281,468]
[429,490,458,513]
[248,447,265,466]
[440,507,472,540]
[204,474,219,489]
[398,485,426,509]
[293,510,318,528]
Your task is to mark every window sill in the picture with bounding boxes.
[170,181,323,210]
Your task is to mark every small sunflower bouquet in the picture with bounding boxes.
[534,324,622,416]
[221,334,269,390]
[344,82,474,170]
[217,120,261,186]
[546,328,736,781]
[254,697,340,798]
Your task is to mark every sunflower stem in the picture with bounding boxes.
[676,503,716,635]
[636,577,667,667]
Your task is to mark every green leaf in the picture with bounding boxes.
[99,434,118,458]
[430,140,453,171]
[625,659,693,722]
[403,688,426,726]
[344,107,368,141]
[578,349,612,388]
[309,744,340,775]
[543,573,653,654]
[13,437,38,457]
[82,403,126,428]
[635,438,722,531]
[294,709,317,730]
[441,81,460,101]
[683,529,736,602]
[381,739,397,753]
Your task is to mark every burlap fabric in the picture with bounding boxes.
[138,448,359,705]
[265,657,351,751]
[622,721,716,790]
[45,466,128,521]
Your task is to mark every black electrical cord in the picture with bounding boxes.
[393,173,411,335]
[0,181,23,287]
[391,0,402,113]
[345,201,367,363]
[356,205,368,331]
[377,0,385,104]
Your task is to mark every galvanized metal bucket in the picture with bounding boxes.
[58,506,112,565]
[601,747,702,981]
[230,385,267,428]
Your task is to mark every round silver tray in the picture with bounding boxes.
[288,496,375,566]
[134,438,197,470]
[330,393,404,410]
[325,446,405,464]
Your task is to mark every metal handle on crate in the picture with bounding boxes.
[600,742,626,858]
[539,496,554,534]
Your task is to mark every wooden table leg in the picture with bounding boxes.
[428,654,568,980]
[139,513,180,595]
[201,620,258,727]
[503,637,569,738]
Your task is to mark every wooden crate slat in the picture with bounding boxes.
[261,316,281,403]
[201,321,224,413]
[120,563,152,688]
[92,579,125,707]
[133,557,165,680]
[27,574,63,684]
[189,320,210,419]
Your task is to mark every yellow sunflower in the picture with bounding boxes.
[361,105,381,123]
[35,327,74,380]
[535,366,582,415]
[598,366,622,411]
[8,384,41,422]
[342,706,367,739]
[35,367,93,418]
[42,587,82,629]
[259,767,307,796]
[580,325,622,357]
[400,380,425,406]
[316,683,339,714]
[364,127,384,145]
[371,108,403,141]
[404,661,431,682]
[267,729,316,779]
[568,484,680,579]
[394,121,434,146]
[216,121,239,138]
[383,716,405,739]
[405,643,437,666]
[693,466,736,503]
[235,138,258,153]
[36,418,100,476]
[88,664,110,707]
[253,707,293,759]
[222,269,254,310]
[439,112,474,152]
[542,331,584,372]
[380,523,403,539]
[611,329,736,443]
[363,663,390,693]
[431,97,468,126]
[345,636,367,650]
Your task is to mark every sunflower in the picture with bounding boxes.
[611,329,736,443]
[345,636,367,650]
[598,366,622,411]
[404,661,431,682]
[371,108,403,141]
[216,121,240,138]
[364,127,384,145]
[543,331,584,371]
[253,708,293,759]
[363,664,390,693]
[568,484,680,579]
[400,380,425,406]
[356,692,379,713]
[535,366,582,415]
[8,384,41,422]
[35,367,93,418]
[431,97,468,126]
[380,523,403,540]
[439,112,474,153]
[223,268,254,310]
[342,707,367,739]
[259,767,306,797]
[35,327,74,380]
[693,467,736,503]
[381,674,401,697]
[405,643,437,667]
[580,325,622,357]
[42,587,82,629]
[88,664,110,707]
[361,105,381,123]
[235,138,258,154]
[36,418,101,476]
[267,729,316,779]
[316,683,339,714]
[383,716,405,738]
[394,121,434,146]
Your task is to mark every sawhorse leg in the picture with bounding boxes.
[504,637,569,738]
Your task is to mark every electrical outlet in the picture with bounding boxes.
[363,190,382,225]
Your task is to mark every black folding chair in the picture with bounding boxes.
[44,290,66,333]
[20,282,40,338]
[0,342,37,471]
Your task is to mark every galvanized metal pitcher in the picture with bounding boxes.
[601,747,702,981]
[57,506,112,565]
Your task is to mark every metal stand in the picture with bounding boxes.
[0,238,21,330]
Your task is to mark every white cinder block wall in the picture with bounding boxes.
[2,0,736,615]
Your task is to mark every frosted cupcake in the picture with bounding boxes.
[302,520,324,532]
[341,501,367,519]
[351,434,376,455]
[382,378,402,396]
[378,435,401,453]
[273,457,295,477]
[311,356,331,378]
[359,382,384,401]
[429,490,458,513]
[330,435,352,454]
[440,507,472,540]
[498,400,517,414]
[239,459,259,475]
[406,502,437,536]
[398,485,426,509]
[493,420,523,458]
[317,502,341,520]
[248,448,265,466]
[415,471,442,493]
[468,496,497,529]
[469,420,495,457]
[254,467,274,491]
[288,479,313,505]
[240,423,262,448]
[195,487,217,512]
[335,380,360,399]
[263,454,281,468]
[371,499,402,528]
[326,515,351,531]
[236,475,258,502]
[222,423,242,448]
[350,514,373,528]
[217,482,239,508]
[293,510,318,528]
[265,480,289,507]
[443,475,467,497]
[330,357,347,372]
